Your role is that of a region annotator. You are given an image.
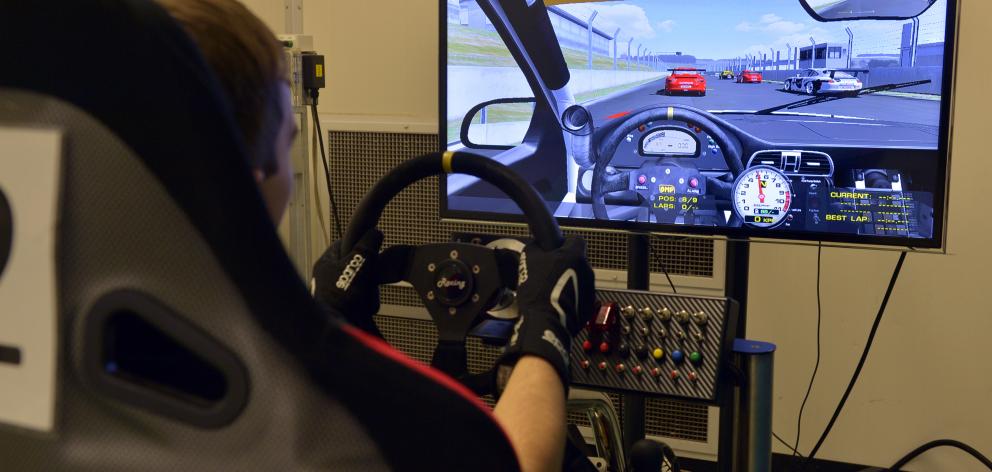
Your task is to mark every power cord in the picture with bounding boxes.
[779,432,991,471]
[887,439,992,471]
[774,431,805,458]
[782,249,990,471]
[790,243,823,469]
[651,235,679,294]
[308,89,343,239]
[310,120,330,246]
[801,250,908,469]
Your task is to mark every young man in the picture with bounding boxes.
[157,0,298,224]
[159,2,596,471]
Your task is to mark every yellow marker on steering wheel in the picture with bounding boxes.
[442,151,455,173]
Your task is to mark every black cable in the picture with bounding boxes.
[801,251,908,469]
[791,243,822,469]
[888,439,992,471]
[308,90,343,239]
[651,235,678,294]
[774,431,805,458]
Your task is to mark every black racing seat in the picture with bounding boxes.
[0,0,518,470]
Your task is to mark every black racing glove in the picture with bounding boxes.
[496,236,596,394]
[311,229,384,336]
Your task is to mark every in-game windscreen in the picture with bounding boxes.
[442,0,955,248]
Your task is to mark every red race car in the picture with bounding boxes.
[661,67,707,96]
[736,70,762,83]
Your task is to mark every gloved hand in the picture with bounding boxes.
[311,229,384,336]
[496,236,596,394]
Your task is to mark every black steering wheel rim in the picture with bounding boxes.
[342,151,563,253]
[340,151,564,394]
[590,105,745,221]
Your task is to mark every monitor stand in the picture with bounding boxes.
[624,235,773,471]
[621,234,650,457]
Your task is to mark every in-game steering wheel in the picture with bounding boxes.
[590,105,746,227]
[340,151,564,394]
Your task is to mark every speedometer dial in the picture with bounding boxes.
[732,166,793,228]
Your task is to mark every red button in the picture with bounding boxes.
[582,340,593,351]
[615,363,626,373]
[599,341,611,353]
[638,175,647,185]
[632,365,643,375]
[650,367,662,377]
[670,370,680,380]
[598,361,608,371]
[688,371,698,381]
[689,177,699,188]
[580,360,591,369]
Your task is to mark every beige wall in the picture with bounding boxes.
[238,0,286,36]
[245,0,439,131]
[748,1,992,468]
[245,0,992,469]
[306,1,439,132]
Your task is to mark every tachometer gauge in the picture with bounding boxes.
[732,166,793,228]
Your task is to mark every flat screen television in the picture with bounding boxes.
[441,0,957,249]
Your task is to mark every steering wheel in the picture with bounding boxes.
[341,151,563,395]
[590,105,745,226]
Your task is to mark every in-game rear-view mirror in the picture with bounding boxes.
[459,98,537,149]
[801,0,937,21]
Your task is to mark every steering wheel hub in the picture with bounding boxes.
[433,259,475,307]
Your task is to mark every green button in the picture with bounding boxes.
[689,351,703,364]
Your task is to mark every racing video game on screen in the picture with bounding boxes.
[444,0,950,247]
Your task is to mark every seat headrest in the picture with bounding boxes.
[0,0,326,362]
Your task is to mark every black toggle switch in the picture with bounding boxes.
[635,345,649,359]
[618,343,630,358]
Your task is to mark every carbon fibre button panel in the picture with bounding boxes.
[571,289,738,404]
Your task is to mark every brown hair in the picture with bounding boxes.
[157,0,288,174]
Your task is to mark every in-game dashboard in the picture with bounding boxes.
[568,118,935,239]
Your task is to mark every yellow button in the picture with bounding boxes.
[652,348,664,359]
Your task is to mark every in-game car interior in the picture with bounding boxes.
[445,0,950,247]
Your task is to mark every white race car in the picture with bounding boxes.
[784,68,863,96]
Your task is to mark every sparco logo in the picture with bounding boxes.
[436,277,467,290]
[517,252,528,285]
[335,254,366,290]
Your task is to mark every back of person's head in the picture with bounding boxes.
[158,0,298,223]
[157,0,287,176]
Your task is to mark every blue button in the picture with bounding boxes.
[671,350,684,364]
